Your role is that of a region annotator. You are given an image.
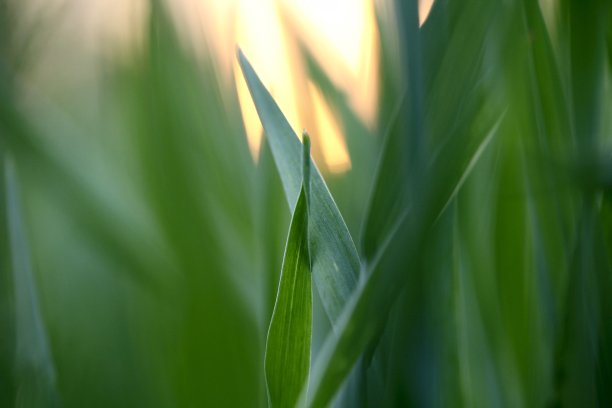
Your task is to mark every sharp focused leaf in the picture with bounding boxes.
[238,49,360,323]
[265,135,313,408]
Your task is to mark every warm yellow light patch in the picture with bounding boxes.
[283,0,379,129]
[287,0,367,76]
[172,0,382,172]
[23,0,424,174]
[308,82,351,173]
[419,0,435,26]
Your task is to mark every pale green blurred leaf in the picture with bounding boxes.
[5,156,61,408]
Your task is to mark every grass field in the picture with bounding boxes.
[1,0,611,406]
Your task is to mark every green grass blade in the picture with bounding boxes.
[436,113,505,220]
[5,156,61,407]
[300,2,502,399]
[265,135,313,408]
[562,0,609,148]
[608,7,612,71]
[361,0,424,261]
[238,49,359,323]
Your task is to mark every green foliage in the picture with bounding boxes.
[5,158,60,408]
[1,0,612,407]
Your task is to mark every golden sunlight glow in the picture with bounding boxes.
[419,0,435,26]
[283,0,379,129]
[308,82,352,173]
[234,0,306,161]
[229,0,434,171]
[46,0,436,173]
[229,0,380,171]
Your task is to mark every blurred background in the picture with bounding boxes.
[1,0,611,406]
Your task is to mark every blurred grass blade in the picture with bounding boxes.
[5,156,61,407]
[238,49,359,323]
[608,7,612,70]
[362,0,424,261]
[360,94,410,260]
[362,0,492,261]
[436,112,505,219]
[562,0,609,147]
[302,112,504,407]
[265,135,313,407]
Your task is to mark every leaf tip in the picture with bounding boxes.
[302,130,311,155]
[302,130,311,199]
[237,48,250,75]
